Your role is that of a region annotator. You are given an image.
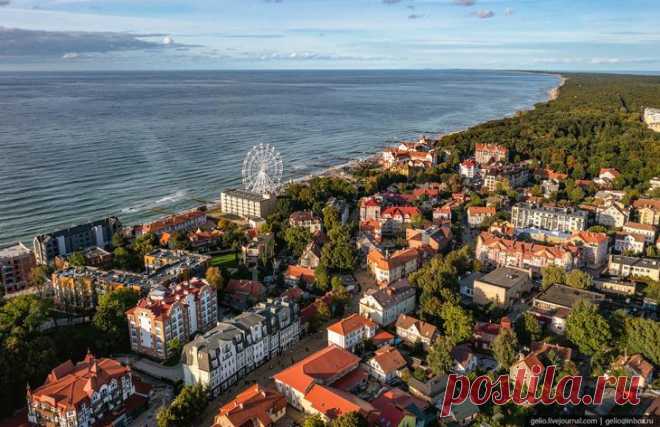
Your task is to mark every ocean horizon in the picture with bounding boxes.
[0,69,559,246]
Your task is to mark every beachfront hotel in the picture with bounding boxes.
[0,242,36,294]
[220,189,277,219]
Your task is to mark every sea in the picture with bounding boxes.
[0,70,559,246]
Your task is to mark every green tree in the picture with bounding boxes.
[516,312,542,345]
[331,276,349,304]
[566,300,611,356]
[492,328,519,369]
[330,412,368,427]
[68,251,86,267]
[166,338,182,364]
[315,263,330,292]
[132,232,158,257]
[322,205,341,231]
[112,247,139,271]
[427,336,454,376]
[92,287,140,353]
[565,270,593,290]
[205,266,225,292]
[317,301,331,321]
[321,225,355,272]
[157,383,208,427]
[541,266,565,289]
[304,414,327,427]
[440,302,473,345]
[284,226,312,257]
[170,231,191,250]
[620,315,660,365]
[111,232,127,248]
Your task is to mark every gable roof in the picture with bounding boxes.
[395,314,437,340]
[214,384,286,427]
[327,314,376,337]
[370,345,407,374]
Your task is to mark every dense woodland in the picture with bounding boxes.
[442,73,660,190]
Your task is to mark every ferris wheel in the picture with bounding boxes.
[242,143,284,195]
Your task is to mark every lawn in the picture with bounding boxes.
[210,252,238,269]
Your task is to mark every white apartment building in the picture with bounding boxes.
[220,189,277,219]
[326,314,377,351]
[596,202,630,228]
[608,255,660,282]
[182,297,300,397]
[511,203,589,233]
[359,279,416,326]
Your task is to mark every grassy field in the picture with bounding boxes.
[210,252,238,268]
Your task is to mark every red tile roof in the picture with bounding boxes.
[381,206,421,219]
[304,384,375,420]
[225,279,265,299]
[214,384,286,427]
[467,206,496,216]
[126,278,211,320]
[571,231,609,245]
[285,265,316,284]
[370,345,407,375]
[327,314,376,337]
[633,198,660,210]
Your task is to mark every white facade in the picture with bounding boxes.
[359,281,416,326]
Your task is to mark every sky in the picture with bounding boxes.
[0,0,659,71]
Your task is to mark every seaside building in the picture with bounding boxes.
[183,297,300,397]
[459,158,479,179]
[126,279,217,361]
[33,217,122,265]
[568,231,609,268]
[326,314,377,351]
[0,242,36,294]
[139,209,207,236]
[51,267,147,310]
[474,143,509,164]
[26,353,149,427]
[359,279,416,326]
[472,266,532,307]
[511,203,589,234]
[241,233,275,266]
[143,248,210,286]
[481,162,529,192]
[595,201,630,228]
[220,189,277,219]
[475,231,580,273]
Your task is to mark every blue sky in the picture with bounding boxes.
[0,0,659,71]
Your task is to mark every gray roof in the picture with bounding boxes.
[477,267,530,289]
[610,255,660,270]
[535,284,605,309]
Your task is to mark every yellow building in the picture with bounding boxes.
[473,267,532,307]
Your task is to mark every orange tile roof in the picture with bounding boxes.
[478,232,578,261]
[126,278,210,320]
[304,384,375,420]
[571,231,609,245]
[214,384,286,427]
[273,345,361,394]
[367,248,419,271]
[371,345,407,375]
[372,330,396,345]
[29,354,130,412]
[467,206,497,216]
[327,314,376,337]
[615,354,654,379]
[633,198,660,210]
[225,279,266,299]
[141,210,206,234]
[382,206,421,219]
[285,264,316,284]
[624,222,656,232]
[475,143,508,154]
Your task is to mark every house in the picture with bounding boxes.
[27,353,149,427]
[481,162,529,191]
[372,330,396,348]
[633,199,660,226]
[568,231,609,268]
[623,222,657,243]
[475,232,580,274]
[327,314,377,351]
[595,168,621,186]
[140,209,207,236]
[433,205,452,224]
[300,240,322,269]
[474,143,508,164]
[359,197,382,222]
[530,284,606,334]
[610,354,654,388]
[241,233,275,266]
[407,372,449,405]
[614,232,646,254]
[444,399,479,425]
[272,346,376,422]
[473,317,512,351]
[371,388,434,427]
[223,279,266,309]
[459,158,479,178]
[509,342,573,388]
[395,314,438,349]
[467,206,497,228]
[406,225,452,254]
[367,248,420,285]
[289,211,322,234]
[381,206,421,232]
[285,264,316,287]
[367,345,407,383]
[608,255,660,281]
[451,344,477,374]
[472,266,532,307]
[359,279,416,326]
[213,384,287,427]
[188,228,223,251]
[596,201,630,228]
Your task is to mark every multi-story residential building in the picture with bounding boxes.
[182,297,300,397]
[143,248,210,286]
[327,314,377,351]
[359,197,382,222]
[0,242,36,294]
[608,255,660,281]
[359,279,416,326]
[622,222,657,243]
[273,346,375,422]
[467,206,496,228]
[474,143,508,164]
[139,209,207,236]
[459,158,479,178]
[481,162,529,191]
[511,203,589,233]
[643,107,660,132]
[633,199,660,226]
[221,189,277,219]
[472,267,532,307]
[52,267,147,310]
[27,353,148,427]
[213,384,287,427]
[395,314,438,348]
[530,284,605,334]
[596,201,630,228]
[289,211,322,233]
[367,345,407,383]
[126,279,217,361]
[614,232,646,254]
[241,233,275,266]
[568,231,609,268]
[380,206,421,234]
[33,217,121,265]
[475,232,580,274]
[367,248,419,284]
[433,204,452,223]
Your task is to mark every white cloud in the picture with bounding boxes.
[504,8,513,16]
[590,57,620,64]
[162,35,174,45]
[61,51,79,59]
